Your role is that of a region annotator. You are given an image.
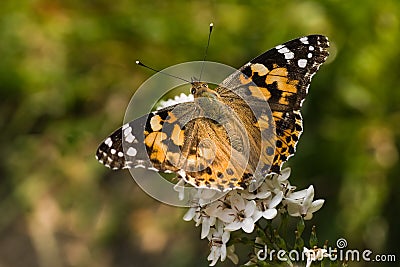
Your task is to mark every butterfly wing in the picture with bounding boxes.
[218,35,329,173]
[96,100,253,191]
[96,107,169,171]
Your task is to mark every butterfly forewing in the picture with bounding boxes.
[220,34,329,173]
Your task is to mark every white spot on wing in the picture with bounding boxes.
[278,47,290,53]
[284,52,294,59]
[277,46,294,60]
[148,167,159,172]
[118,151,124,157]
[111,149,116,154]
[307,53,313,58]
[300,37,309,44]
[105,137,112,147]
[127,147,137,156]
[125,133,135,143]
[134,160,147,169]
[135,164,146,169]
[298,59,307,68]
[309,46,315,51]
[123,126,132,137]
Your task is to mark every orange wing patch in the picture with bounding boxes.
[145,131,168,163]
[270,110,303,173]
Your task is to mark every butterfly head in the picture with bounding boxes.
[190,81,220,99]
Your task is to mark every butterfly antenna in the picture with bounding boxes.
[199,23,214,81]
[136,60,191,83]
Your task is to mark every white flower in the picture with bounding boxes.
[201,215,217,239]
[194,188,221,206]
[183,205,199,222]
[264,167,295,196]
[253,191,283,221]
[182,164,327,266]
[219,192,257,233]
[174,179,220,205]
[284,185,325,220]
[157,93,194,110]
[183,203,218,239]
[241,182,272,200]
[207,222,231,266]
[303,247,331,267]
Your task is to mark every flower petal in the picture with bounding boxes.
[303,185,315,208]
[201,219,211,239]
[310,199,325,213]
[241,217,255,233]
[244,200,256,217]
[262,208,278,219]
[222,230,231,244]
[220,244,227,261]
[217,209,235,223]
[286,189,308,200]
[224,221,242,232]
[286,201,301,217]
[207,245,220,266]
[183,207,197,221]
[269,191,283,208]
[230,191,245,211]
[278,167,291,182]
[303,212,313,220]
[252,210,263,222]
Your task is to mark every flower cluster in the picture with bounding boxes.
[181,168,325,266]
[158,94,325,266]
[156,93,194,110]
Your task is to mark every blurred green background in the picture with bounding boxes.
[1,0,399,266]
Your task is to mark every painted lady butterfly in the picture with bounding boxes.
[96,35,329,191]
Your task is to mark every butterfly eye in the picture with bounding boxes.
[191,88,196,94]
[202,83,208,88]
